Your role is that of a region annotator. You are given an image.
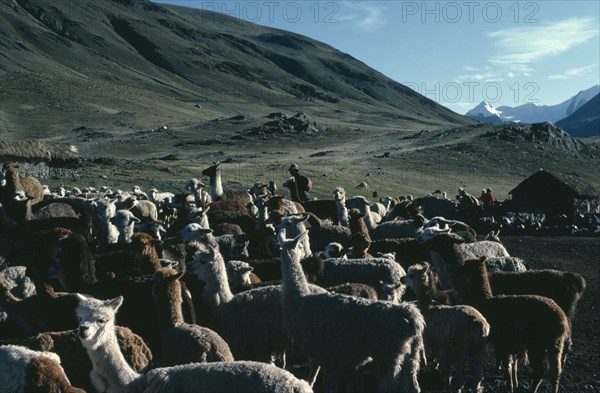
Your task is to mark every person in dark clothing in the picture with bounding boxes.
[289,163,312,203]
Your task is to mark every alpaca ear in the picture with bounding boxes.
[298,213,310,223]
[277,228,287,245]
[75,293,87,302]
[174,271,185,281]
[107,296,124,312]
[423,262,430,273]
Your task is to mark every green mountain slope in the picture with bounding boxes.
[0,0,470,139]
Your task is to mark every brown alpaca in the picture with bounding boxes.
[1,161,44,207]
[152,268,234,366]
[457,257,570,393]
[348,208,371,242]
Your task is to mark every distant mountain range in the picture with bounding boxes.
[466,86,600,136]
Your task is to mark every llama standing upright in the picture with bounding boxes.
[277,228,425,392]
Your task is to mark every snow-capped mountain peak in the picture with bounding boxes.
[465,85,599,125]
[466,101,502,117]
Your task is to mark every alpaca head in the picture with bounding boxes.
[401,263,430,291]
[187,246,225,282]
[275,213,309,236]
[277,228,309,261]
[226,260,254,286]
[377,280,403,302]
[455,257,492,303]
[178,223,213,242]
[351,233,370,252]
[333,186,346,201]
[75,294,123,348]
[201,162,220,177]
[152,268,184,309]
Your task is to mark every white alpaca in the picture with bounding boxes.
[277,228,425,392]
[75,294,312,393]
[333,187,350,227]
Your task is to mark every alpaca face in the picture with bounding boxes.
[187,249,221,282]
[76,295,122,346]
[401,264,428,291]
[333,187,346,201]
[201,163,219,178]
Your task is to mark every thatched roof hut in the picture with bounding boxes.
[0,141,79,166]
[508,169,599,216]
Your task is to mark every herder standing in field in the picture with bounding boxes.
[289,163,312,203]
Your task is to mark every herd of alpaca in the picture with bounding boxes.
[0,160,589,393]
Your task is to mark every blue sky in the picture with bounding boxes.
[155,1,600,114]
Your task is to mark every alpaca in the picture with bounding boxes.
[90,198,119,246]
[402,262,489,393]
[201,162,253,205]
[0,162,44,208]
[185,178,211,209]
[283,177,338,223]
[110,209,141,244]
[129,199,159,223]
[187,247,310,365]
[456,257,570,393]
[151,268,233,366]
[273,213,313,261]
[75,294,312,393]
[277,228,425,392]
[0,266,36,300]
[0,344,85,393]
[333,186,350,227]
[348,208,371,241]
[360,198,427,241]
[2,326,153,392]
[303,212,352,254]
[94,232,162,279]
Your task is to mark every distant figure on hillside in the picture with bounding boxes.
[481,187,495,209]
[289,163,312,202]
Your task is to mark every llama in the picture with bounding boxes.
[201,162,253,205]
[151,268,234,366]
[402,262,489,393]
[277,228,425,392]
[456,257,570,393]
[0,344,85,393]
[75,294,312,393]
